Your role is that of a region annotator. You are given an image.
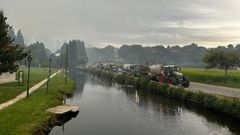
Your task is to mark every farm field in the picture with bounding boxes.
[182,68,240,89]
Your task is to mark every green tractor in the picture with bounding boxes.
[159,65,190,87]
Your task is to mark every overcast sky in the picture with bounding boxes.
[1,0,240,50]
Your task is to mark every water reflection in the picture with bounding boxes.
[123,86,240,135]
[68,69,87,98]
[135,91,139,103]
[49,74,240,135]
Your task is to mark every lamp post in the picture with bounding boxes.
[26,52,32,98]
[156,47,159,64]
[56,57,59,71]
[65,44,68,83]
[46,58,52,93]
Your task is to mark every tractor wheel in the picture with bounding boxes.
[168,77,177,85]
[182,76,190,87]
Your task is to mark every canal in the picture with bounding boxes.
[49,73,240,135]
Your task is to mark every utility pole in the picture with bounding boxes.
[156,47,159,64]
[46,58,52,93]
[26,52,32,98]
[65,44,68,83]
[56,57,59,71]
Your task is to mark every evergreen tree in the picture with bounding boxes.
[59,40,88,69]
[16,30,25,47]
[8,27,16,42]
[0,10,27,74]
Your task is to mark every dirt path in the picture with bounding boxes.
[0,71,61,110]
[187,82,240,98]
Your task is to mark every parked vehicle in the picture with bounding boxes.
[159,65,190,87]
[122,64,150,76]
[90,63,190,87]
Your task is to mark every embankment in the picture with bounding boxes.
[89,69,240,121]
[0,72,76,135]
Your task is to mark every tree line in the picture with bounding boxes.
[0,10,88,74]
[87,44,240,77]
[87,44,240,68]
[1,9,239,76]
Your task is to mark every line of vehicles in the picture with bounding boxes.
[89,63,190,88]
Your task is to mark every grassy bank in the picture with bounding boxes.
[0,72,75,135]
[90,69,240,121]
[182,68,240,89]
[0,68,56,104]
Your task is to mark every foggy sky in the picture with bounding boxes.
[1,0,240,50]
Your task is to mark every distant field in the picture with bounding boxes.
[0,68,56,104]
[182,68,240,89]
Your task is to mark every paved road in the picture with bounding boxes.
[187,82,240,98]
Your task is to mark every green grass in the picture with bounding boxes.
[0,68,57,104]
[0,72,75,135]
[182,68,240,89]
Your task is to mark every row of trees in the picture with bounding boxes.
[86,45,115,64]
[87,44,207,67]
[0,11,89,74]
[25,42,52,67]
[87,44,240,68]
[118,43,207,67]
[9,28,25,47]
[15,40,88,69]
[59,40,88,70]
[21,40,88,69]
[1,9,239,76]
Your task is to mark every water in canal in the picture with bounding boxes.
[49,73,240,135]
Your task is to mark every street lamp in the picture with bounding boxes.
[26,52,32,98]
[46,58,52,93]
[65,44,68,83]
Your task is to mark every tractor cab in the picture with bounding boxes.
[162,65,181,77]
[160,65,190,88]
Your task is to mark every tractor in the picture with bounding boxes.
[159,65,190,87]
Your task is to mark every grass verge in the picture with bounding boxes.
[0,72,75,135]
[0,68,56,104]
[182,68,240,89]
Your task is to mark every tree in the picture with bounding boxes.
[16,30,25,47]
[26,42,49,67]
[59,40,88,69]
[0,10,27,74]
[203,49,240,77]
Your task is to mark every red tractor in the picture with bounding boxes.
[150,65,190,87]
[159,65,190,87]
